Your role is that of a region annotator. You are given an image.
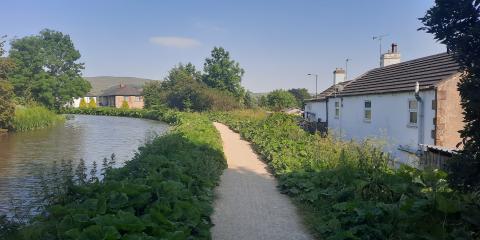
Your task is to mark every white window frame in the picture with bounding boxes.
[408,99,418,127]
[135,96,141,102]
[364,100,371,122]
[334,101,340,119]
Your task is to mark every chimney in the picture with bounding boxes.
[333,68,346,85]
[380,43,401,67]
[119,83,126,88]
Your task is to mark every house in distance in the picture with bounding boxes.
[98,84,144,109]
[304,44,463,166]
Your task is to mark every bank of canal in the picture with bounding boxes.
[0,115,169,216]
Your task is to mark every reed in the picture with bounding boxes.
[13,106,64,131]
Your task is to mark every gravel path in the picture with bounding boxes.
[211,122,312,240]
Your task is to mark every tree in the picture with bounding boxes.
[0,36,16,130]
[79,98,87,108]
[202,47,245,100]
[244,91,257,109]
[88,98,96,108]
[8,29,91,109]
[121,101,129,109]
[266,89,298,111]
[420,0,480,190]
[288,88,311,107]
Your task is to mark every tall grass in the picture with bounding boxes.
[13,106,64,131]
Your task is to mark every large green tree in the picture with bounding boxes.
[266,89,298,111]
[8,29,91,109]
[202,47,245,100]
[0,36,16,130]
[420,0,480,190]
[288,88,311,107]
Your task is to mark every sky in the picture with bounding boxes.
[0,0,445,93]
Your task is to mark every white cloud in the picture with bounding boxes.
[149,36,201,48]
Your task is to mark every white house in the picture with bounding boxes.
[305,44,463,165]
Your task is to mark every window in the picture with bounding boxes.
[124,96,129,101]
[335,101,340,118]
[135,96,141,102]
[408,99,418,125]
[364,100,371,122]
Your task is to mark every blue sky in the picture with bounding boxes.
[0,0,444,93]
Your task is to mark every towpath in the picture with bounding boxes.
[211,122,312,240]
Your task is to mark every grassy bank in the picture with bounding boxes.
[4,108,227,239]
[210,110,480,239]
[13,106,64,132]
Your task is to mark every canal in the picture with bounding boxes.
[0,115,169,217]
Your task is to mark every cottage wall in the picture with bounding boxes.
[435,75,463,148]
[114,96,144,109]
[304,100,327,122]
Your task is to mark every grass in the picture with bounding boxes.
[13,106,64,132]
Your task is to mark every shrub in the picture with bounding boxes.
[13,106,64,131]
[79,98,87,108]
[0,80,15,130]
[88,98,96,108]
[266,89,298,111]
[121,100,129,109]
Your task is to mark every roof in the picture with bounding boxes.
[100,84,143,96]
[338,52,460,97]
[305,80,353,102]
[84,76,154,96]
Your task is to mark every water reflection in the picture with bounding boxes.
[0,115,169,216]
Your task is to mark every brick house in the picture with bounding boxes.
[304,45,463,166]
[98,84,144,109]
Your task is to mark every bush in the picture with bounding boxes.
[121,100,129,109]
[5,109,227,239]
[13,105,64,131]
[265,89,298,111]
[211,110,480,239]
[88,98,96,108]
[79,98,87,108]
[0,80,15,130]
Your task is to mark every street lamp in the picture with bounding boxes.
[307,73,318,98]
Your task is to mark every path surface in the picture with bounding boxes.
[211,122,312,240]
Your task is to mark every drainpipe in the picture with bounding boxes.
[325,98,329,129]
[415,82,425,155]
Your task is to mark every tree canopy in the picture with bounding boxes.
[202,47,245,100]
[288,88,311,107]
[265,89,298,111]
[420,0,480,190]
[8,29,91,109]
[0,36,15,130]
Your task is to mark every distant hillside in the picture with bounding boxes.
[84,76,157,96]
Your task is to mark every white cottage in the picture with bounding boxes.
[305,45,463,165]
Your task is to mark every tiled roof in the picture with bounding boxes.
[305,80,353,102]
[338,52,460,97]
[100,84,143,96]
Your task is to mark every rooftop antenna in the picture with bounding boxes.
[345,58,351,81]
[373,34,388,67]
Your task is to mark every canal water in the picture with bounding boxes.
[0,115,169,217]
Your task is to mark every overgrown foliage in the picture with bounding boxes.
[13,106,64,132]
[0,36,16,130]
[288,88,311,107]
[211,110,480,239]
[143,63,242,112]
[265,89,298,111]
[4,108,227,239]
[420,0,480,190]
[8,29,91,110]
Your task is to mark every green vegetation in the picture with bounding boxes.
[288,88,311,107]
[8,29,91,110]
[143,63,242,112]
[210,110,480,239]
[121,100,129,109]
[4,109,227,239]
[264,89,298,111]
[79,98,87,108]
[421,0,480,191]
[13,106,64,132]
[0,36,16,130]
[88,98,97,108]
[202,47,246,101]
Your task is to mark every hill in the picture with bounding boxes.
[85,76,157,96]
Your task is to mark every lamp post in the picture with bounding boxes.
[307,73,318,98]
